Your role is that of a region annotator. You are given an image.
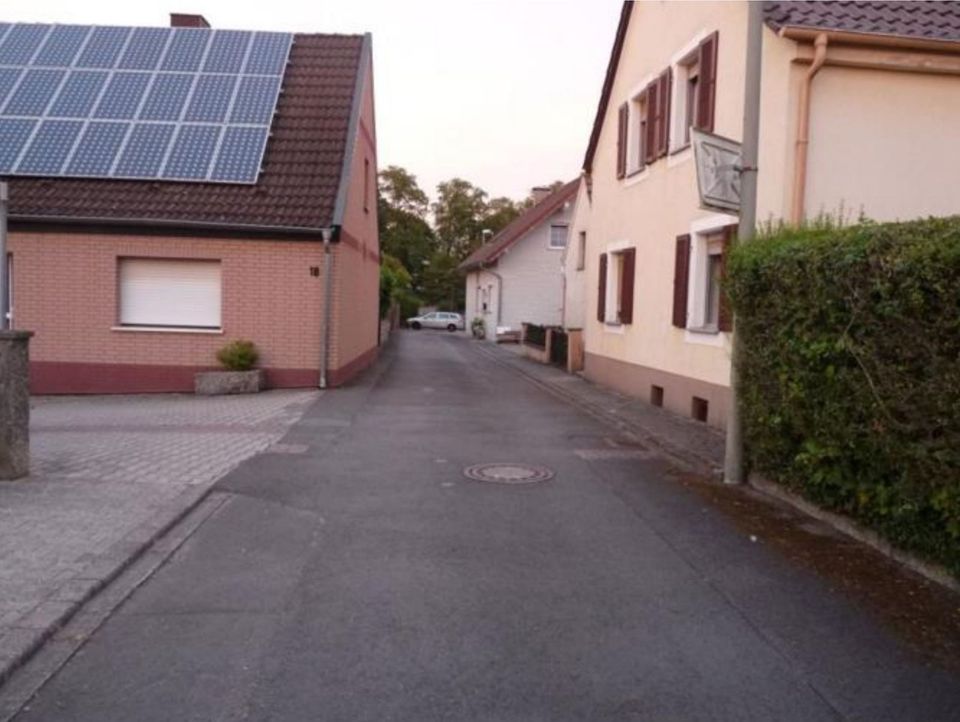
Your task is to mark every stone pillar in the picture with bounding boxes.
[0,331,33,480]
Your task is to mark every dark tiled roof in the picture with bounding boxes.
[9,33,365,233]
[459,179,579,272]
[764,1,960,42]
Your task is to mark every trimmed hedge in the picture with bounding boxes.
[727,217,960,577]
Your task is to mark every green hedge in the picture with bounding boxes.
[727,217,960,576]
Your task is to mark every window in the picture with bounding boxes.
[576,231,586,271]
[673,32,718,150]
[363,158,370,213]
[119,258,221,329]
[672,224,734,333]
[597,248,636,325]
[625,68,671,176]
[616,103,628,178]
[549,224,568,249]
[630,92,648,174]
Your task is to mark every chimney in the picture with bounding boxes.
[170,13,210,28]
[530,186,552,204]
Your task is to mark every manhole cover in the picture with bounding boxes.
[463,463,554,484]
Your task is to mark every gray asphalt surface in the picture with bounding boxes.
[13,332,960,721]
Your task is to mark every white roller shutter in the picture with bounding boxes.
[119,259,221,329]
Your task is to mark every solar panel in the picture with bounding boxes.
[48,70,108,117]
[164,124,220,179]
[0,22,293,184]
[211,126,267,182]
[67,121,128,175]
[184,74,236,123]
[0,117,37,172]
[34,25,90,67]
[94,71,150,119]
[2,68,65,115]
[16,119,83,174]
[118,27,169,71]
[114,122,174,177]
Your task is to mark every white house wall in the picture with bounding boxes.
[562,179,590,330]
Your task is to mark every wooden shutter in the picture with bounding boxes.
[718,224,737,332]
[616,103,628,179]
[619,248,636,324]
[696,32,718,132]
[597,253,608,322]
[672,235,691,328]
[644,81,658,165]
[657,68,672,157]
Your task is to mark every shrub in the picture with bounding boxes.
[727,216,960,577]
[216,340,259,372]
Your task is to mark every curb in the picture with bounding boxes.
[472,343,723,477]
[0,483,217,687]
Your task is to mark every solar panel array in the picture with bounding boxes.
[0,23,293,184]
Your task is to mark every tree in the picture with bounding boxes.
[420,251,465,311]
[379,165,429,216]
[481,197,522,236]
[432,178,488,259]
[379,253,413,319]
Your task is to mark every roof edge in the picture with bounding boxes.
[778,25,960,53]
[583,1,633,173]
[332,32,372,227]
[9,213,336,238]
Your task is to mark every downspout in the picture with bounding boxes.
[791,33,828,224]
[319,227,334,389]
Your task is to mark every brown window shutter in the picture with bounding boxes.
[696,31,718,132]
[718,224,737,332]
[597,253,608,322]
[644,81,658,165]
[620,248,636,324]
[672,235,691,328]
[616,103,628,179]
[657,68,672,157]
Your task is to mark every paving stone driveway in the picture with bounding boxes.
[0,390,317,669]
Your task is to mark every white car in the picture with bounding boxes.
[407,311,464,331]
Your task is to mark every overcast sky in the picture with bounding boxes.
[6,0,621,204]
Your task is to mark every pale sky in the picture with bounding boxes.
[5,0,622,204]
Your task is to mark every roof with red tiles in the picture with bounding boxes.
[765,1,960,42]
[459,179,579,272]
[9,32,368,234]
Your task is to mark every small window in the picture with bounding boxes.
[628,92,648,175]
[692,396,709,423]
[678,51,700,147]
[576,231,586,271]
[119,258,221,329]
[363,158,370,213]
[651,385,664,407]
[704,247,723,328]
[549,224,568,249]
[603,248,636,325]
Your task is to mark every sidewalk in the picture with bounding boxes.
[0,390,317,684]
[473,341,725,478]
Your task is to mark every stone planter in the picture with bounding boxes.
[194,369,264,396]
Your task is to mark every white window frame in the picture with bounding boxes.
[548,223,569,250]
[623,71,656,180]
[668,29,711,165]
[684,213,736,347]
[115,258,223,333]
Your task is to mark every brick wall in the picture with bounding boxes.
[7,229,329,392]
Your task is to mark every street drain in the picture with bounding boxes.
[463,463,554,485]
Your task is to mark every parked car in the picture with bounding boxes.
[407,311,464,331]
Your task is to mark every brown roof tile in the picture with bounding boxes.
[459,179,579,272]
[764,1,960,42]
[9,33,365,233]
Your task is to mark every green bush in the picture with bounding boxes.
[727,216,960,577]
[216,340,259,371]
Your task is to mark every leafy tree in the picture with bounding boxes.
[433,178,488,259]
[378,166,434,299]
[481,197,522,236]
[420,251,465,310]
[379,165,429,216]
[379,253,412,319]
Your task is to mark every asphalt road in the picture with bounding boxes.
[13,332,960,721]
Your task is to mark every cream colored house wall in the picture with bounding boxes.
[562,178,590,330]
[805,65,960,222]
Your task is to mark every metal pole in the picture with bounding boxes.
[0,181,8,330]
[724,0,763,484]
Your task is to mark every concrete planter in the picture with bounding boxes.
[194,369,264,396]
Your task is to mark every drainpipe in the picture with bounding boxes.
[0,181,8,330]
[319,227,334,389]
[791,33,828,224]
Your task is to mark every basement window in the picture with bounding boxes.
[118,258,222,330]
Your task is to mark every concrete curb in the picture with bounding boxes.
[473,340,960,595]
[0,483,216,687]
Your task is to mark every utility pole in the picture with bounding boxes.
[0,181,8,330]
[724,0,763,484]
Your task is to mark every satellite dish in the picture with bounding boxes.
[692,128,743,214]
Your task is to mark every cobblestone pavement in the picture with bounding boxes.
[0,390,318,676]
